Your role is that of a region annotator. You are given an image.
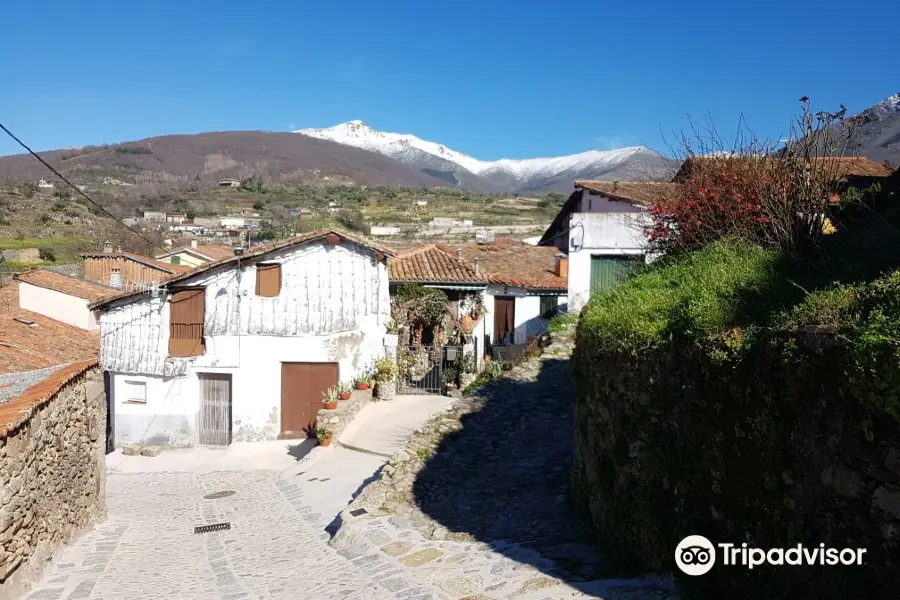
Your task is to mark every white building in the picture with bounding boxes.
[143,211,167,222]
[14,270,114,331]
[90,229,394,448]
[37,178,54,190]
[390,240,567,353]
[539,181,672,311]
[219,217,246,228]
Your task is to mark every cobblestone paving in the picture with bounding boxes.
[333,329,679,599]
[24,470,446,600]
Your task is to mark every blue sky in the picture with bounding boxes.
[1,0,897,160]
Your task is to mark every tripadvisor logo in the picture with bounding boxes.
[675,535,867,576]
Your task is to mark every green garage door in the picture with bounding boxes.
[590,255,643,295]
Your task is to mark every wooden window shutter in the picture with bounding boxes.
[256,263,282,297]
[168,289,205,357]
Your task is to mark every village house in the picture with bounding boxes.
[219,216,246,228]
[142,211,166,222]
[217,177,241,187]
[154,240,236,268]
[165,213,187,225]
[539,181,672,312]
[89,229,394,448]
[81,242,192,291]
[438,240,567,347]
[13,270,115,331]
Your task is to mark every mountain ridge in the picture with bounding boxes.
[296,121,676,193]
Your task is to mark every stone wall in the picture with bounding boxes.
[0,362,106,600]
[317,388,372,441]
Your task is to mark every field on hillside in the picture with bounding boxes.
[0,178,565,262]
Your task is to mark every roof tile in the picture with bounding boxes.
[436,240,567,291]
[389,245,486,284]
[0,283,100,373]
[14,269,116,302]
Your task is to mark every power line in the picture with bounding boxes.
[0,121,165,252]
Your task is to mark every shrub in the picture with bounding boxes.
[38,248,56,262]
[572,244,900,598]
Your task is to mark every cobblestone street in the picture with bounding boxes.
[23,470,444,600]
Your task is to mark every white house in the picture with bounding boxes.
[391,240,567,354]
[37,178,54,190]
[538,181,674,311]
[155,240,237,268]
[13,270,114,331]
[89,229,394,448]
[219,217,246,228]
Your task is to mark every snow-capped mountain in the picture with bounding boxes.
[296,121,675,193]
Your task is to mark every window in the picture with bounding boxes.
[124,380,146,404]
[169,289,205,357]
[539,296,558,319]
[255,263,282,297]
[171,255,181,265]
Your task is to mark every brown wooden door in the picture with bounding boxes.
[198,373,232,446]
[280,362,339,438]
[493,296,515,344]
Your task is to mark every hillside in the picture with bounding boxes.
[0,131,467,190]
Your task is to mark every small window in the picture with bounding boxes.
[171,255,181,265]
[539,296,557,319]
[125,380,146,404]
[255,263,282,297]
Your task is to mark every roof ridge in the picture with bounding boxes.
[395,244,437,258]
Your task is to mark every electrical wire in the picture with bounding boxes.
[0,121,166,252]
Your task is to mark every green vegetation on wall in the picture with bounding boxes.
[572,238,900,599]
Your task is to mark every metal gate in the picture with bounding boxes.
[399,345,461,393]
[199,373,232,446]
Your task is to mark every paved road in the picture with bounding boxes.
[24,470,442,600]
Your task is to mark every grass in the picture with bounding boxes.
[0,236,89,263]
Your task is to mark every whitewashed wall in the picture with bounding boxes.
[100,239,391,446]
[484,284,566,345]
[18,282,100,331]
[567,211,653,312]
[100,241,389,377]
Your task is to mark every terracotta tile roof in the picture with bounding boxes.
[80,251,193,274]
[0,360,97,438]
[436,240,566,291]
[673,156,894,181]
[575,181,681,206]
[0,283,100,374]
[13,269,116,302]
[90,228,395,310]
[156,244,237,262]
[389,245,487,284]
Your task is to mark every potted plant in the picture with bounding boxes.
[316,427,333,447]
[443,367,458,392]
[322,387,339,410]
[338,380,352,401]
[374,356,398,401]
[354,375,369,391]
[460,315,475,332]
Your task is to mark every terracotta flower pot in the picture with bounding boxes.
[323,401,338,410]
[318,437,333,447]
[355,382,369,391]
[338,391,352,401]
[460,316,474,332]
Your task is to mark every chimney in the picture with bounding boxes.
[456,248,463,262]
[115,245,123,253]
[555,253,569,278]
[109,268,123,289]
[190,239,198,249]
[474,258,480,276]
[103,240,113,253]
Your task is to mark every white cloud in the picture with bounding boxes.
[592,134,639,150]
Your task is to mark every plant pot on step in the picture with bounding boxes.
[355,382,369,391]
[318,436,333,447]
[316,427,333,447]
[338,391,352,401]
[323,400,338,410]
[376,380,396,401]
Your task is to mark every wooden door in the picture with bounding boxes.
[199,373,232,446]
[280,363,339,439]
[493,296,515,345]
[589,255,643,295]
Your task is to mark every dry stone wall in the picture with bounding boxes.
[0,364,106,600]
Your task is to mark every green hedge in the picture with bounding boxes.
[572,240,900,599]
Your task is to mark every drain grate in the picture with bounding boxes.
[349,508,368,517]
[194,522,231,534]
[203,490,236,500]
